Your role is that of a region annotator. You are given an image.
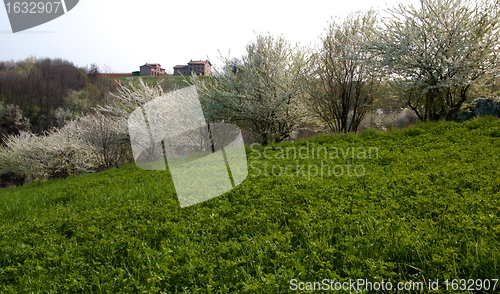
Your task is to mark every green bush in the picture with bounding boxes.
[459,97,500,121]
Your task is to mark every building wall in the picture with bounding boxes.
[139,64,166,76]
[203,63,211,76]
[187,62,211,76]
[140,66,152,76]
[173,66,190,75]
[174,61,211,76]
[189,65,203,75]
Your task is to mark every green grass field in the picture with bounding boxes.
[1,117,500,293]
[115,75,210,91]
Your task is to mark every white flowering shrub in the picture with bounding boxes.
[0,102,30,137]
[104,78,166,116]
[0,128,97,181]
[53,107,77,128]
[0,132,42,181]
[70,112,129,169]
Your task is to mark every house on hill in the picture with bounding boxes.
[173,60,212,76]
[139,63,166,76]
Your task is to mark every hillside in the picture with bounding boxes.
[0,117,499,293]
[115,75,210,90]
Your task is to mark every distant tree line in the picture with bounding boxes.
[0,57,116,134]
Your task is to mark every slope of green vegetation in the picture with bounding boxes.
[0,117,499,293]
[116,75,210,90]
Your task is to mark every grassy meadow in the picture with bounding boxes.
[0,117,500,293]
[115,75,210,90]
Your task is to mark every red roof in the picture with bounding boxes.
[140,63,162,68]
[173,65,188,69]
[187,60,212,66]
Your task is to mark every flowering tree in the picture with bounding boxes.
[193,34,309,145]
[370,0,500,121]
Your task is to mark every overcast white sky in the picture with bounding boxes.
[0,0,418,73]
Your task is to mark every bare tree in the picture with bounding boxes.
[86,63,100,83]
[370,0,500,121]
[306,11,379,133]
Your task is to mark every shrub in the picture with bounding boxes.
[359,108,419,131]
[52,107,77,128]
[0,102,30,137]
[458,97,500,121]
[0,129,98,182]
[71,112,129,169]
